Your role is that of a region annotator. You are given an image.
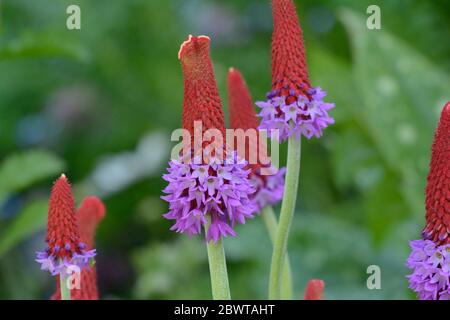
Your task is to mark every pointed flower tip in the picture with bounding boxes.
[304,279,325,300]
[178,34,211,60]
[180,34,225,137]
[79,196,106,222]
[227,67,240,78]
[228,67,259,131]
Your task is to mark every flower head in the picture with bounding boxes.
[304,279,325,300]
[256,0,334,141]
[36,175,96,276]
[407,103,450,300]
[228,67,285,211]
[162,36,256,243]
[52,196,106,300]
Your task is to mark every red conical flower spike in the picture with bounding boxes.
[46,174,79,258]
[304,279,325,300]
[179,35,226,154]
[406,102,450,300]
[228,68,260,132]
[271,0,311,97]
[161,36,257,243]
[77,196,106,249]
[256,0,334,141]
[423,102,450,245]
[52,196,106,300]
[227,67,285,211]
[36,174,96,276]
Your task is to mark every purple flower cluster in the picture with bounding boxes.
[256,87,334,141]
[406,239,450,300]
[162,152,256,243]
[35,247,96,276]
[250,166,286,211]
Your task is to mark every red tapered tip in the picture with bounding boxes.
[178,35,211,60]
[227,67,259,131]
[227,67,271,169]
[304,279,325,300]
[423,102,450,244]
[179,35,226,154]
[46,174,80,258]
[77,196,106,249]
[271,0,311,96]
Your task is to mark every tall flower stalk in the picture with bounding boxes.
[406,102,450,300]
[162,35,256,299]
[256,0,334,299]
[227,67,292,299]
[52,196,106,300]
[35,174,97,300]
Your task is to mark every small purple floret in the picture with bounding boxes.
[250,166,286,211]
[256,86,334,141]
[161,151,256,243]
[406,239,450,300]
[35,248,96,276]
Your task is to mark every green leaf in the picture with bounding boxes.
[0,199,48,258]
[338,8,450,216]
[0,150,65,202]
[0,32,90,62]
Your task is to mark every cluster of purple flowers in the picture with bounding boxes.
[35,247,96,276]
[406,239,450,300]
[250,166,286,212]
[256,87,334,141]
[162,152,257,243]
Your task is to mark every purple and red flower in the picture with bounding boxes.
[257,0,334,141]
[36,175,96,276]
[162,36,256,243]
[406,102,450,300]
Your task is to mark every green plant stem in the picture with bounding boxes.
[261,205,293,299]
[60,271,71,300]
[268,136,301,299]
[205,217,231,300]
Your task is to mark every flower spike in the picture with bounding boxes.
[228,67,285,211]
[162,35,256,243]
[406,102,450,300]
[256,0,334,141]
[52,196,106,300]
[36,175,96,276]
[179,35,226,150]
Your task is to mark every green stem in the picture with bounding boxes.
[261,205,293,299]
[268,136,301,299]
[204,217,231,300]
[60,271,71,300]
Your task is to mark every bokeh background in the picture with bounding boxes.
[0,0,449,299]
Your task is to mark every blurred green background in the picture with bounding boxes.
[0,0,449,299]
